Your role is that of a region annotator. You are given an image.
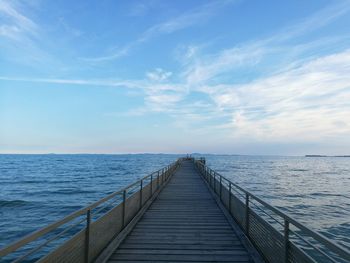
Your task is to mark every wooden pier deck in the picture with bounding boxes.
[107,160,254,263]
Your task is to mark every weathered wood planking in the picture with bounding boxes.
[107,160,254,263]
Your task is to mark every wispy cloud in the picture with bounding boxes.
[203,49,350,141]
[0,1,64,70]
[0,74,187,114]
[183,1,350,86]
[0,0,37,40]
[84,0,237,62]
[0,76,139,88]
[138,1,232,42]
[274,0,350,42]
[81,46,131,62]
[149,1,350,142]
[146,68,172,82]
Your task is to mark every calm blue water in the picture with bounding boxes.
[0,154,349,258]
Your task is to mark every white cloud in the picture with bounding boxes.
[0,1,37,40]
[182,1,350,86]
[137,1,223,42]
[275,0,350,42]
[146,68,172,82]
[184,44,265,85]
[80,46,131,62]
[84,0,237,62]
[0,76,140,89]
[205,49,350,141]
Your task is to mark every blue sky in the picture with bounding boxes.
[1,0,350,155]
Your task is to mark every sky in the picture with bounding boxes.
[1,0,350,155]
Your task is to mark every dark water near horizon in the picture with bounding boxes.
[0,154,349,260]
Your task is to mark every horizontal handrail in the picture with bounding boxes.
[0,160,179,261]
[195,160,350,262]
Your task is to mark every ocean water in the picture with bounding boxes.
[0,154,349,259]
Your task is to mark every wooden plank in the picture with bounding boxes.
[130,230,237,234]
[115,249,249,255]
[121,240,243,245]
[119,243,244,250]
[109,261,250,263]
[110,253,251,261]
[128,233,239,238]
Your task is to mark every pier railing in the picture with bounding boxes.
[0,160,180,263]
[195,159,350,263]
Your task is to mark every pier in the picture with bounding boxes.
[1,158,350,263]
[106,160,258,263]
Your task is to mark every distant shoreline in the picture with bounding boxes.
[305,155,350,157]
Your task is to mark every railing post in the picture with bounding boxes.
[150,174,153,196]
[245,193,250,235]
[229,182,232,214]
[122,190,126,227]
[219,176,222,201]
[210,170,212,187]
[85,209,91,263]
[214,174,217,193]
[284,219,290,263]
[139,179,143,210]
[157,171,160,189]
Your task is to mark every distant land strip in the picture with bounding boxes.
[305,155,350,157]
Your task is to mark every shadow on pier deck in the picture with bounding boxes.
[106,160,258,263]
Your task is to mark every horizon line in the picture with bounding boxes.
[0,152,316,157]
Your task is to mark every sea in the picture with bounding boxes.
[0,154,349,260]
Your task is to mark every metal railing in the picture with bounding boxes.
[0,160,180,263]
[195,160,350,263]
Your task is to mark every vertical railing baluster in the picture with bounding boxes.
[214,174,217,193]
[85,209,91,263]
[219,176,222,201]
[245,193,250,235]
[284,219,290,263]
[229,182,232,214]
[210,170,212,186]
[150,174,153,196]
[122,190,126,227]
[139,179,143,210]
[157,171,160,189]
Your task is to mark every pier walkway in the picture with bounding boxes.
[108,160,254,262]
